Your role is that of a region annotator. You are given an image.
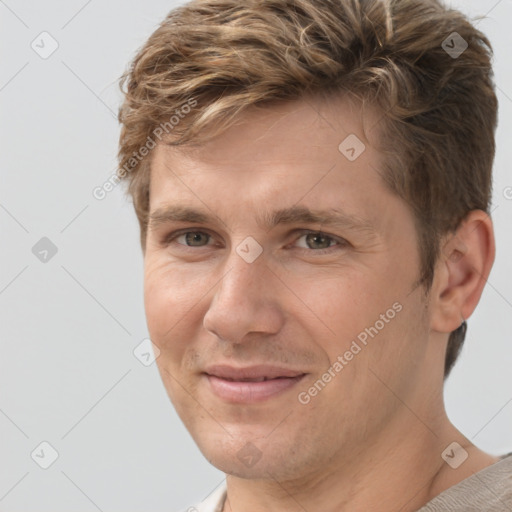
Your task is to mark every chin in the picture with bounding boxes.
[194,431,309,482]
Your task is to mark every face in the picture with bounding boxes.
[144,95,433,482]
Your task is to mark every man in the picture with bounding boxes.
[117,0,512,510]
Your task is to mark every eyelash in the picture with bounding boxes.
[163,229,348,255]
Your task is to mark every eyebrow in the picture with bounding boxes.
[148,204,377,237]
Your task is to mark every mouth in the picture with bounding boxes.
[216,376,284,382]
[202,365,307,403]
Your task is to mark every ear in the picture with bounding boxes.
[430,210,495,334]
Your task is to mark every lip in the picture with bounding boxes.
[204,364,305,380]
[203,365,307,403]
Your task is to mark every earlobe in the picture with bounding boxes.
[430,210,495,335]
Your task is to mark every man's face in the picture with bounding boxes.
[144,95,433,481]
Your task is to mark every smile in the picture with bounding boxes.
[203,370,307,403]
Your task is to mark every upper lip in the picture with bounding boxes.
[203,364,306,381]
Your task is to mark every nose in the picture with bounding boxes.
[202,249,285,344]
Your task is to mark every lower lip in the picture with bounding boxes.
[205,374,306,403]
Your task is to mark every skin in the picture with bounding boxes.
[143,94,498,512]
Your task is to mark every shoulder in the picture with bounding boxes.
[417,453,512,512]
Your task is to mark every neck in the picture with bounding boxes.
[221,408,498,512]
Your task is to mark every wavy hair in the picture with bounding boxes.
[118,0,497,378]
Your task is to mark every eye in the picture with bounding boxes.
[162,229,347,254]
[168,230,213,247]
[293,231,346,253]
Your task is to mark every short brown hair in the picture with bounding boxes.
[117,0,498,379]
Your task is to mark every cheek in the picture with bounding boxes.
[293,268,414,388]
[294,269,388,345]
[143,257,208,350]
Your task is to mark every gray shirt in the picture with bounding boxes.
[417,452,512,511]
[185,453,512,512]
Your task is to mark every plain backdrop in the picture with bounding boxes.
[1,1,511,511]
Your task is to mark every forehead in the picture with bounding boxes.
[146,94,394,231]
[161,93,380,171]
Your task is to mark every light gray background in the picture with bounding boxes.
[0,1,511,511]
